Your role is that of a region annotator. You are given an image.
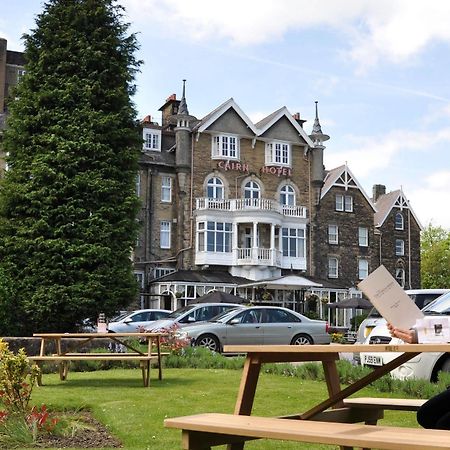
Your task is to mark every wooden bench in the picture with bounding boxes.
[29,352,169,387]
[164,412,450,450]
[344,397,426,411]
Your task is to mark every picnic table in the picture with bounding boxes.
[30,332,168,387]
[165,343,450,449]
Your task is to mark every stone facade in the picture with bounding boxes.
[136,91,423,306]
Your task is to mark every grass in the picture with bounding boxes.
[25,366,421,450]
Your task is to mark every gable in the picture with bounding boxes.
[206,107,255,136]
[259,116,308,144]
[321,165,376,212]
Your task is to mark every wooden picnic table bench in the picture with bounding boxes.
[164,412,450,450]
[166,343,450,449]
[30,332,168,387]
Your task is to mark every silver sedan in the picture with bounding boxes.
[177,306,331,352]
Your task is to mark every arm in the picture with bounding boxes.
[387,323,418,344]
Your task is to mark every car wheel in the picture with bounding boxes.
[291,334,313,345]
[196,334,221,352]
[441,358,450,373]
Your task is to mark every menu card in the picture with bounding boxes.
[358,265,424,330]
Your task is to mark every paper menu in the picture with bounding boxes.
[357,265,424,330]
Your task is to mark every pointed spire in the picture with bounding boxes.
[178,79,189,115]
[312,101,322,134]
[309,101,329,144]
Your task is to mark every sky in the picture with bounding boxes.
[1,0,450,229]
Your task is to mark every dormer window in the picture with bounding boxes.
[212,134,239,160]
[143,129,161,151]
[265,141,291,166]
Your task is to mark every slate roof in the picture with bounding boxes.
[374,189,423,229]
[152,269,252,285]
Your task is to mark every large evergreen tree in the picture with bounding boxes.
[0,0,141,334]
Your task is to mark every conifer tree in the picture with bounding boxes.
[0,0,141,334]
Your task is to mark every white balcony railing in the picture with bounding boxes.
[196,198,307,218]
[235,247,282,266]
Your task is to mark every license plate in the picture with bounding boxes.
[363,355,383,366]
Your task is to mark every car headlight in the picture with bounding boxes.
[174,331,189,340]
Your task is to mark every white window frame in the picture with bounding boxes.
[358,259,369,280]
[160,221,171,249]
[206,177,224,199]
[136,173,141,197]
[336,194,353,212]
[134,271,145,289]
[280,185,295,206]
[358,227,368,247]
[395,212,404,230]
[395,239,405,256]
[197,221,232,253]
[265,141,291,167]
[143,129,161,151]
[211,134,239,160]
[328,225,338,244]
[282,228,305,258]
[244,180,260,199]
[396,268,405,287]
[152,267,176,279]
[328,257,339,278]
[161,176,172,203]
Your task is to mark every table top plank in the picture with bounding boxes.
[223,343,450,354]
[33,332,165,338]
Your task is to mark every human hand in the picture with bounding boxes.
[387,323,417,343]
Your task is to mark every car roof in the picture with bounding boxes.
[188,302,242,307]
[405,289,450,294]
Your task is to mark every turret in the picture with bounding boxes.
[308,101,329,188]
[172,80,196,172]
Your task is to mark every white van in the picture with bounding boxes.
[360,291,450,381]
[355,289,450,344]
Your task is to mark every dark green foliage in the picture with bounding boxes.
[0,0,141,334]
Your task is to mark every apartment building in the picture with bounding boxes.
[136,83,422,312]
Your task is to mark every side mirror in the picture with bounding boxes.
[123,317,133,323]
[187,316,196,322]
[229,318,240,325]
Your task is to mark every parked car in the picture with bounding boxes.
[360,291,450,380]
[176,306,331,353]
[355,289,450,344]
[107,309,171,333]
[145,303,242,331]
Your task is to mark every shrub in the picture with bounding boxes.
[0,339,58,447]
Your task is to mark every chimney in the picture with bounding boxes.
[292,112,306,128]
[142,115,152,124]
[372,184,386,202]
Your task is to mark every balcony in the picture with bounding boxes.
[195,198,307,218]
[235,247,281,266]
[195,247,306,271]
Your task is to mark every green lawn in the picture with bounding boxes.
[28,367,419,450]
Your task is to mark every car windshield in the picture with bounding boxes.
[208,307,244,322]
[367,307,382,318]
[167,304,197,318]
[422,292,450,315]
[110,312,129,322]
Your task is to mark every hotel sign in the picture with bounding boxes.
[217,161,292,177]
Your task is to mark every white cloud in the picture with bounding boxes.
[409,171,450,229]
[123,0,450,71]
[325,128,450,178]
